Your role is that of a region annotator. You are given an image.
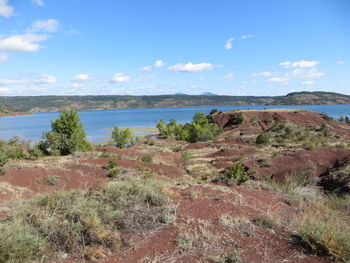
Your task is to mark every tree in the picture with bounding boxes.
[40,109,92,155]
[111,127,133,148]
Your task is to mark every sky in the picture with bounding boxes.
[0,0,349,96]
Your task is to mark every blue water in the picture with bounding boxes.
[0,104,349,143]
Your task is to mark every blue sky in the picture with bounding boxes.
[0,0,349,96]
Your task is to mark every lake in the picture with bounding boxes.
[0,104,349,144]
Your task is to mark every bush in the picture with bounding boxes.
[256,132,270,145]
[214,162,253,185]
[141,155,153,163]
[107,169,120,178]
[156,112,223,143]
[103,160,118,170]
[318,165,350,196]
[180,151,191,167]
[111,127,134,149]
[40,109,92,155]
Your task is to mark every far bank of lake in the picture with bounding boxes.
[0,104,349,143]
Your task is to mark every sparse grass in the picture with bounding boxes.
[180,151,192,167]
[0,177,172,261]
[42,175,60,186]
[295,201,350,261]
[253,213,277,229]
[107,168,120,178]
[0,167,6,175]
[176,232,193,251]
[257,158,271,167]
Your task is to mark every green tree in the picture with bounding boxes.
[111,127,133,148]
[40,109,92,155]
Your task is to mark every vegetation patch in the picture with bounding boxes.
[213,162,253,185]
[0,177,173,261]
[157,112,223,143]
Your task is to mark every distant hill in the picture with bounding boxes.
[0,91,349,114]
[201,92,218,96]
[271,91,350,105]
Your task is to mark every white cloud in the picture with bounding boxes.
[32,0,44,6]
[252,71,276,77]
[225,38,234,50]
[336,60,345,65]
[279,60,319,68]
[240,34,254,40]
[221,73,235,79]
[0,74,57,86]
[72,74,91,81]
[286,68,325,79]
[0,34,49,52]
[30,19,60,33]
[139,65,152,72]
[301,80,315,86]
[0,0,13,18]
[0,88,10,93]
[0,53,8,63]
[110,73,131,83]
[267,77,290,84]
[34,74,57,84]
[139,60,165,71]
[154,60,165,68]
[168,62,215,73]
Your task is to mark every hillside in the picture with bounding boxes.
[0,109,349,262]
[0,91,349,114]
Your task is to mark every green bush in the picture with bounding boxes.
[214,162,253,185]
[256,132,270,145]
[40,109,92,155]
[103,160,118,170]
[141,155,153,163]
[156,112,223,143]
[107,168,120,178]
[111,127,134,149]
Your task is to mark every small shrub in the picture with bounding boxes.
[0,152,8,167]
[225,251,240,263]
[0,167,6,175]
[180,151,191,167]
[318,164,350,196]
[263,118,272,125]
[111,127,134,149]
[214,162,253,185]
[253,214,276,229]
[256,133,270,145]
[176,232,193,251]
[107,168,120,178]
[141,155,153,163]
[103,160,118,170]
[257,158,271,167]
[43,175,60,186]
[321,112,333,121]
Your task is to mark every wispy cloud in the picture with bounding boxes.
[110,73,131,83]
[72,74,92,82]
[224,38,234,50]
[252,71,276,77]
[32,0,44,6]
[240,34,254,40]
[139,60,165,71]
[30,19,60,33]
[221,73,235,79]
[0,0,13,18]
[336,60,345,65]
[301,80,315,86]
[279,60,319,68]
[0,74,57,86]
[168,62,215,73]
[267,77,290,84]
[0,53,8,63]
